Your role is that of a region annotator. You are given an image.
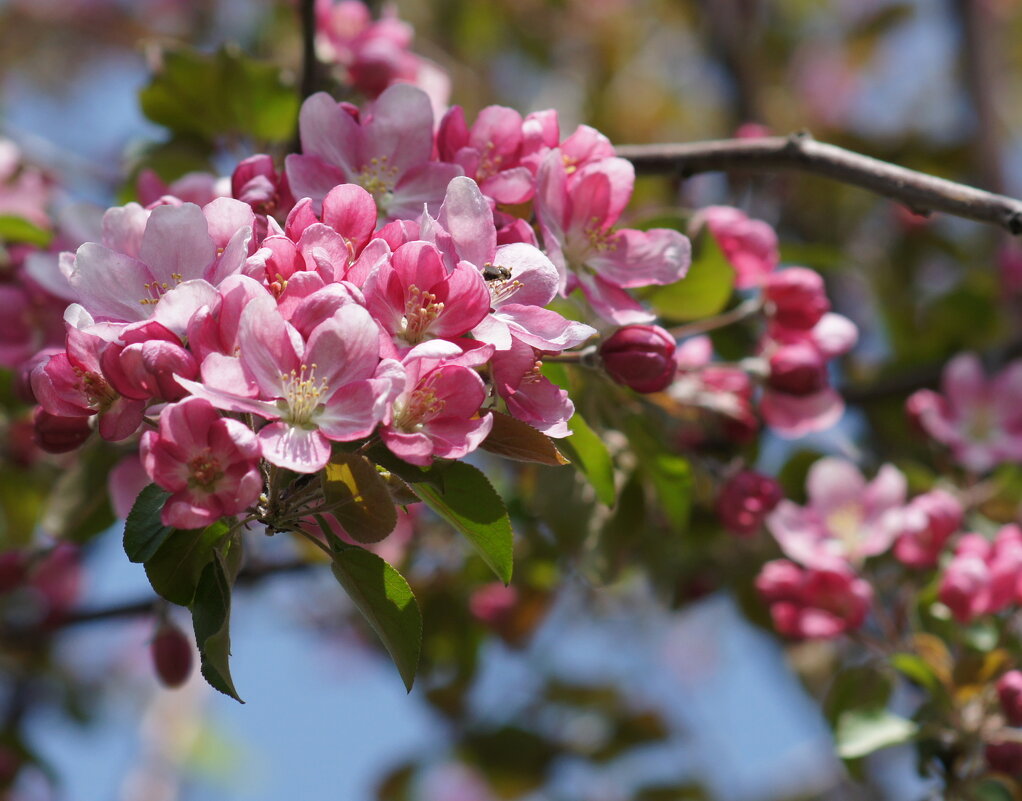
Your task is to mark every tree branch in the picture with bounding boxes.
[617,133,1022,235]
[298,0,319,103]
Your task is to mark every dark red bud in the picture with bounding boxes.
[716,470,784,536]
[764,267,830,330]
[32,408,92,454]
[998,671,1022,726]
[151,622,194,688]
[767,342,828,396]
[986,740,1022,775]
[599,325,677,393]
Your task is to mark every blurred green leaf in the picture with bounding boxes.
[410,462,513,584]
[191,550,243,702]
[645,232,735,322]
[123,484,172,563]
[834,707,918,759]
[331,544,422,691]
[322,453,398,544]
[140,45,299,143]
[890,653,943,695]
[144,520,230,606]
[0,215,51,247]
[558,412,616,507]
[40,440,120,543]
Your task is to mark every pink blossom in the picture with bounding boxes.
[490,338,574,437]
[380,348,494,466]
[363,240,490,355]
[599,324,677,393]
[907,353,1022,474]
[535,150,690,323]
[756,559,872,639]
[690,205,779,288]
[938,526,1022,622]
[140,397,263,529]
[285,85,462,221]
[136,169,227,208]
[716,470,783,536]
[437,106,535,204]
[231,154,295,218]
[892,489,962,568]
[0,139,52,227]
[67,199,253,325]
[765,457,906,569]
[178,295,400,473]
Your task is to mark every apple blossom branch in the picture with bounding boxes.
[617,133,1022,235]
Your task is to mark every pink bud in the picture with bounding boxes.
[764,267,830,330]
[32,408,92,454]
[469,582,519,627]
[893,489,963,568]
[998,671,1022,726]
[716,470,783,536]
[599,325,677,393]
[767,342,828,396]
[939,551,990,623]
[151,621,194,688]
[986,740,1022,775]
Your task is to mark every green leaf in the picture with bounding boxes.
[557,412,616,507]
[123,484,173,563]
[480,411,570,466]
[645,232,735,322]
[890,653,943,695]
[834,707,918,759]
[140,46,299,143]
[144,520,230,606]
[190,550,243,702]
[330,545,422,691]
[408,462,513,584]
[0,215,52,247]
[624,417,691,531]
[322,453,398,544]
[40,440,120,543]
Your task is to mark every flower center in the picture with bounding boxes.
[357,156,399,213]
[280,363,328,427]
[139,272,184,306]
[825,502,864,555]
[967,404,994,443]
[398,285,444,344]
[394,384,445,431]
[73,367,118,411]
[477,141,503,181]
[187,449,224,492]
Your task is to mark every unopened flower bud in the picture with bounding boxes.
[986,740,1022,775]
[998,671,1022,726]
[599,325,677,393]
[151,621,194,688]
[893,489,962,568]
[764,267,830,330]
[767,343,828,396]
[32,408,92,454]
[716,470,783,536]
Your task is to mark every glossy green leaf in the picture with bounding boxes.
[834,707,918,759]
[557,412,616,507]
[144,520,230,606]
[322,453,398,544]
[140,46,299,143]
[645,232,735,322]
[330,545,422,691]
[409,462,513,584]
[190,550,243,702]
[123,484,173,563]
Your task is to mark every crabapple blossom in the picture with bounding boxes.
[535,149,691,323]
[755,559,872,639]
[140,397,263,529]
[763,267,830,330]
[938,526,1022,622]
[285,85,461,220]
[766,457,906,569]
[907,353,1022,474]
[690,205,779,289]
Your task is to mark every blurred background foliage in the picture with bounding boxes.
[4,0,1022,799]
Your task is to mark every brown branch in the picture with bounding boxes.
[298,0,319,103]
[617,133,1022,235]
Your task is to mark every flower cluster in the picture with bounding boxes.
[20,82,705,529]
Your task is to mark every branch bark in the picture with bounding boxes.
[617,133,1022,235]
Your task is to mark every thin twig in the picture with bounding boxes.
[667,297,762,339]
[617,133,1022,235]
[298,0,319,103]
